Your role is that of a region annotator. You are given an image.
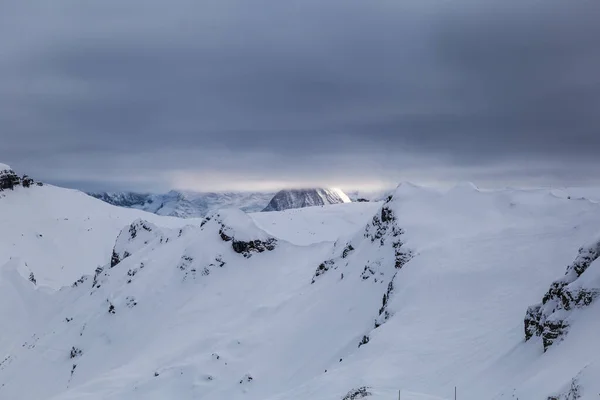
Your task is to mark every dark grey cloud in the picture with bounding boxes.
[1,0,599,191]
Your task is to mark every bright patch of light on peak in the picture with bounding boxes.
[329,188,352,203]
[262,188,351,212]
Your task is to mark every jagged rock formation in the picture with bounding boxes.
[311,198,413,284]
[262,188,351,212]
[525,235,600,350]
[342,387,372,399]
[0,164,40,191]
[310,195,414,345]
[205,210,278,258]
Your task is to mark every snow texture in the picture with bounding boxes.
[2,165,600,400]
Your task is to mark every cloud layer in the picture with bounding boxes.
[2,0,599,191]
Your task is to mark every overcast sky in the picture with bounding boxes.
[1,0,599,192]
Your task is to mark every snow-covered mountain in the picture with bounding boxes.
[2,167,600,399]
[89,190,275,218]
[262,188,351,212]
[0,165,189,289]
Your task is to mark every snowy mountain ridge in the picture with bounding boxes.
[1,165,600,399]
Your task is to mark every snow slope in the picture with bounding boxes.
[89,190,275,218]
[251,201,381,245]
[0,184,189,289]
[2,180,600,399]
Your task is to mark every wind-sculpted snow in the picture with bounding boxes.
[525,234,600,350]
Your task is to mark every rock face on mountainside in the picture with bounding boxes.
[525,235,600,350]
[262,188,351,212]
[203,209,278,258]
[89,190,274,218]
[0,164,40,191]
[311,195,414,338]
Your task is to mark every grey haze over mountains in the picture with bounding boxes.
[2,0,600,191]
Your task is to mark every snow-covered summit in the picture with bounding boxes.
[262,188,351,212]
[0,163,38,190]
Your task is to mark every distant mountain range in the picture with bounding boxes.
[88,188,359,218]
[88,190,275,218]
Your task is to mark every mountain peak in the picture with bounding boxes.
[0,164,39,190]
[262,188,351,212]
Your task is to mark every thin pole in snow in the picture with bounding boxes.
[455,386,457,400]
[398,389,401,400]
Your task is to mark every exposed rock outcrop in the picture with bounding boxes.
[0,164,40,191]
[231,238,277,258]
[311,197,413,284]
[204,210,278,258]
[342,387,372,399]
[525,235,600,350]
